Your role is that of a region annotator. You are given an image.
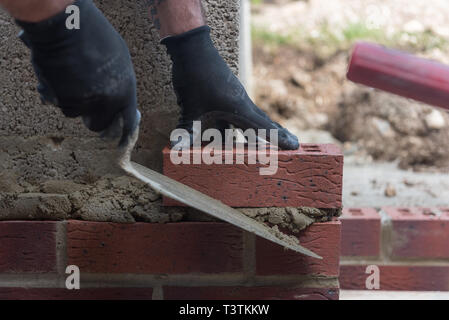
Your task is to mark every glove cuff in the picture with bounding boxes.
[161,25,215,60]
[15,0,87,42]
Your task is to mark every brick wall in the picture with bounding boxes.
[340,207,449,291]
[0,143,343,300]
[0,220,340,300]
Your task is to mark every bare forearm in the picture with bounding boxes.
[147,0,205,38]
[0,0,74,22]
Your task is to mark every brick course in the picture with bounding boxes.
[256,221,341,276]
[0,222,57,273]
[67,221,244,274]
[340,265,449,291]
[0,220,340,300]
[0,288,154,300]
[340,208,381,257]
[163,144,343,208]
[340,208,449,292]
[384,207,449,259]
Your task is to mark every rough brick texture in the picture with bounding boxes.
[340,265,449,291]
[67,221,244,274]
[0,222,57,273]
[163,144,343,208]
[0,288,153,300]
[340,207,449,292]
[163,286,339,300]
[340,208,381,257]
[256,221,341,276]
[384,207,449,259]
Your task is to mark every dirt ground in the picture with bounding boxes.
[252,0,449,172]
[251,0,449,207]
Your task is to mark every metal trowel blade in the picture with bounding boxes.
[121,160,322,259]
[118,126,321,259]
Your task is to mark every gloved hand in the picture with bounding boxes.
[162,25,299,150]
[16,0,140,148]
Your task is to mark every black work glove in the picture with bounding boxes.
[16,0,140,147]
[162,26,299,150]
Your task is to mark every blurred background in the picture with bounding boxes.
[248,0,449,207]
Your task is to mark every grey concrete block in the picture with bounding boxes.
[0,0,240,180]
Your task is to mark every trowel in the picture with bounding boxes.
[118,128,322,260]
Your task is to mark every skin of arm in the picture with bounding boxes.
[0,0,75,22]
[147,0,206,38]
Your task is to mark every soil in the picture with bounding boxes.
[252,0,449,172]
[253,43,449,171]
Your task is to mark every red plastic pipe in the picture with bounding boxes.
[347,42,449,111]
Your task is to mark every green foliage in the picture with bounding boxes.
[252,21,449,54]
[251,27,297,48]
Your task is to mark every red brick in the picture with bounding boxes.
[0,222,57,273]
[67,221,243,274]
[256,221,341,276]
[441,208,449,217]
[163,286,339,300]
[340,265,449,291]
[340,208,381,257]
[163,144,343,208]
[384,207,449,259]
[0,288,153,300]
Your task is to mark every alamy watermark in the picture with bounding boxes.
[65,5,80,30]
[65,265,80,290]
[170,121,280,176]
[365,265,380,290]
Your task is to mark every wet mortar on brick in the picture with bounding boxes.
[0,172,340,230]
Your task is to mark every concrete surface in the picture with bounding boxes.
[343,161,449,208]
[341,290,449,300]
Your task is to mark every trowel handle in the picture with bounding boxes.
[347,42,449,111]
